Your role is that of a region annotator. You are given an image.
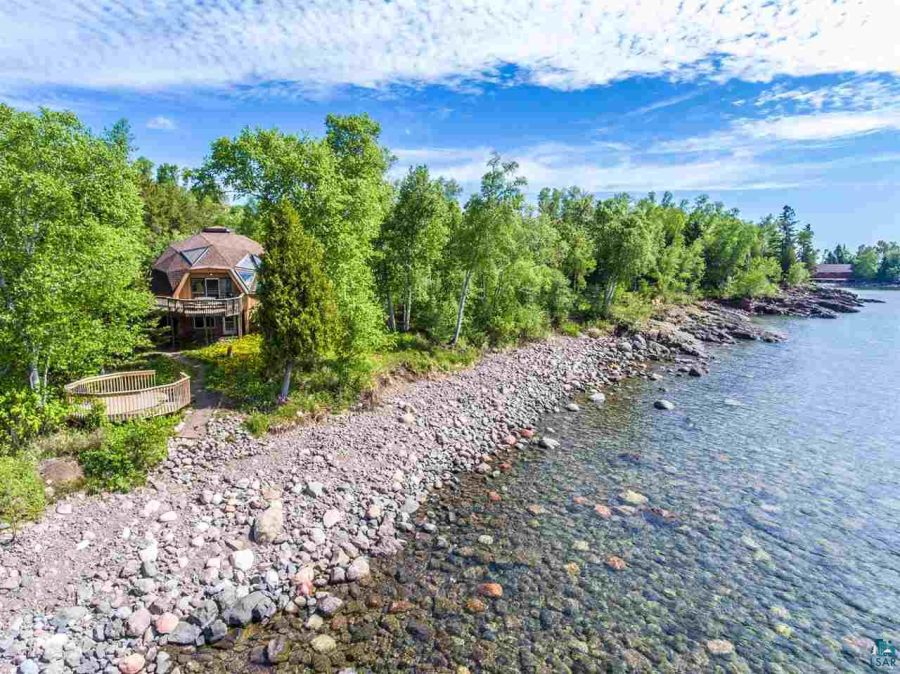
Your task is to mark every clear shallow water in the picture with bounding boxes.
[203,291,900,673]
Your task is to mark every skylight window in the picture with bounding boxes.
[180,247,209,266]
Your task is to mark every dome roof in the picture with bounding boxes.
[151,227,263,295]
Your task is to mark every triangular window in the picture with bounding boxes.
[180,247,209,266]
[236,253,260,270]
[237,269,257,292]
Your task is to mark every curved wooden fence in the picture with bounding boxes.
[64,370,191,422]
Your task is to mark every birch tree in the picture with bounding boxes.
[0,106,150,395]
[380,166,454,332]
[449,154,526,345]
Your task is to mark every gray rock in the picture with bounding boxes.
[222,592,274,626]
[252,501,284,544]
[126,608,152,637]
[347,557,370,581]
[155,652,173,674]
[18,661,39,674]
[654,399,675,410]
[53,606,88,627]
[205,619,228,644]
[317,595,343,617]
[304,482,325,498]
[323,509,343,528]
[167,621,201,646]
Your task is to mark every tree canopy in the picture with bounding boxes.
[0,106,151,394]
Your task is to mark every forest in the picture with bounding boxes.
[0,105,823,519]
[822,241,900,283]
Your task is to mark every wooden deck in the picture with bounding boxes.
[64,370,191,422]
[154,295,245,317]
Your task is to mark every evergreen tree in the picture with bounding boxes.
[776,205,799,277]
[256,202,338,401]
[797,224,817,273]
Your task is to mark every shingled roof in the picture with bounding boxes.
[151,227,263,296]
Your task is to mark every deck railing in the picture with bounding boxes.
[64,370,192,422]
[155,295,244,316]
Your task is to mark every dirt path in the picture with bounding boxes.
[165,352,223,439]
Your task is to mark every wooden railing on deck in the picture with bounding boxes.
[64,370,191,422]
[154,295,244,316]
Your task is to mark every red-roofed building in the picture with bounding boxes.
[152,227,263,341]
[813,263,853,281]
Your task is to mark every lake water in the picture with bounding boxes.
[201,290,900,673]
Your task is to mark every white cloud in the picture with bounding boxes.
[739,111,900,142]
[394,142,813,194]
[754,78,900,112]
[146,115,176,130]
[0,1,897,96]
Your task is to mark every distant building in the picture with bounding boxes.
[813,263,853,281]
[151,227,263,341]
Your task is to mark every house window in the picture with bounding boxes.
[223,316,237,335]
[190,278,204,297]
[192,316,216,330]
[223,277,235,297]
[205,278,220,298]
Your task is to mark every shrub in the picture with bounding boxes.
[244,413,271,437]
[0,389,70,456]
[724,257,781,299]
[558,320,581,337]
[0,456,46,531]
[79,417,174,493]
[609,292,655,331]
[784,261,810,287]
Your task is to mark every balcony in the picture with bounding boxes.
[155,295,245,317]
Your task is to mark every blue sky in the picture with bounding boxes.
[2,1,899,251]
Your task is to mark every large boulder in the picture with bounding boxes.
[252,501,284,545]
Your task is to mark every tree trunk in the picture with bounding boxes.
[386,292,396,331]
[403,285,412,332]
[601,277,617,316]
[451,270,473,346]
[279,360,294,402]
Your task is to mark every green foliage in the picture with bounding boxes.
[785,260,810,287]
[588,195,658,316]
[0,106,151,394]
[202,115,389,356]
[379,166,456,333]
[797,224,817,273]
[189,335,276,408]
[853,245,880,280]
[608,291,656,330]
[823,244,854,264]
[0,389,68,456]
[135,157,238,259]
[244,413,271,437]
[723,257,781,299]
[0,455,46,530]
[79,416,174,493]
[776,205,799,277]
[558,320,581,337]
[256,202,340,399]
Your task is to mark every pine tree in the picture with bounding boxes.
[776,205,798,277]
[256,202,339,401]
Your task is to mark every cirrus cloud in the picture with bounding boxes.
[0,0,897,97]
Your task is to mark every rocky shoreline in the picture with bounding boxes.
[0,287,868,674]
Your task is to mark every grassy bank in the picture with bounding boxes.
[187,333,481,435]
